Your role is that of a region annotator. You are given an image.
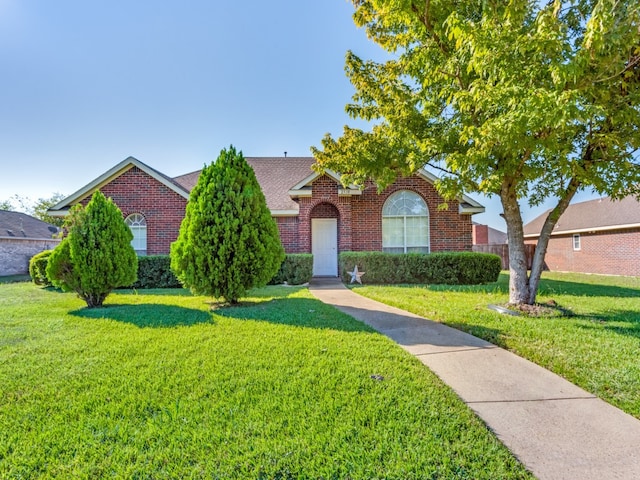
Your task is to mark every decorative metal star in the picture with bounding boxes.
[349,265,365,284]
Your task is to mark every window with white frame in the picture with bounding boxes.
[382,190,430,253]
[125,213,147,255]
[573,234,581,251]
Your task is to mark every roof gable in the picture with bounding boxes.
[49,156,485,217]
[416,169,484,214]
[49,157,191,215]
[0,210,59,239]
[246,157,317,213]
[523,195,640,237]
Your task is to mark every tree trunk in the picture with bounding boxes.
[502,176,582,306]
[526,186,580,304]
[500,186,532,305]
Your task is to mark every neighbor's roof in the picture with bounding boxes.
[0,210,59,240]
[523,195,640,237]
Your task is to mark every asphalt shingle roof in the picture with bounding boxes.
[0,210,59,239]
[523,195,640,236]
[172,157,317,212]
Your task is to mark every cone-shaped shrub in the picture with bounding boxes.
[171,145,285,304]
[46,191,138,307]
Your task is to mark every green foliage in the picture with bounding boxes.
[269,254,314,285]
[28,249,54,286]
[313,1,640,304]
[339,251,501,285]
[46,191,138,307]
[32,192,66,228]
[171,146,285,303]
[0,282,532,478]
[131,255,182,289]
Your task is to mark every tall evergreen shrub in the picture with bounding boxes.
[171,146,285,304]
[46,191,138,307]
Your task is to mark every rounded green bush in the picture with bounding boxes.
[29,249,54,286]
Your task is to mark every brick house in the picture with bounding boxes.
[0,210,60,276]
[49,156,485,276]
[523,195,640,276]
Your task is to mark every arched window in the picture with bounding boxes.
[382,190,430,253]
[125,213,147,256]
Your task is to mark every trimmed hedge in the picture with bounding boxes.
[131,256,182,289]
[29,250,54,286]
[269,254,313,285]
[339,251,501,285]
[130,254,313,289]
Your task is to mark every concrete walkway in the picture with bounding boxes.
[308,278,640,480]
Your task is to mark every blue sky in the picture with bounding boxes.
[0,0,598,230]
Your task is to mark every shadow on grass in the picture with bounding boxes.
[352,273,640,299]
[536,279,640,299]
[113,287,192,296]
[576,310,640,338]
[214,297,373,333]
[0,274,31,284]
[70,304,213,328]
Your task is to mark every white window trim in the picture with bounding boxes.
[573,234,581,251]
[382,191,430,254]
[125,213,148,256]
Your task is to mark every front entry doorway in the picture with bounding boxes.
[311,218,338,276]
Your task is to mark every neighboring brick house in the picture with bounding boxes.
[49,156,485,276]
[523,195,640,276]
[472,223,507,245]
[0,210,60,276]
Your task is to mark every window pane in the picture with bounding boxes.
[125,214,147,255]
[407,246,430,254]
[383,247,405,254]
[383,217,404,247]
[382,190,430,253]
[405,216,429,247]
[383,190,428,216]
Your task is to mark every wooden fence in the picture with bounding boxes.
[472,244,535,270]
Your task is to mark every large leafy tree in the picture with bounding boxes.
[171,146,285,304]
[32,193,66,227]
[47,191,138,308]
[313,0,640,305]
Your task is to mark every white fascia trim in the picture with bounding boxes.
[417,168,485,212]
[288,189,312,198]
[524,222,640,238]
[289,169,358,191]
[271,210,299,217]
[47,209,69,217]
[48,157,190,213]
[460,205,486,214]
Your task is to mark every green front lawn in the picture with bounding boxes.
[0,282,531,479]
[352,271,640,419]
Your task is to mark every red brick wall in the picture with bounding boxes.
[294,174,473,255]
[539,228,640,276]
[473,224,489,245]
[297,176,353,253]
[83,169,474,257]
[351,177,473,252]
[276,216,300,252]
[80,167,187,255]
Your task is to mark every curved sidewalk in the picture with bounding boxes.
[309,278,640,480]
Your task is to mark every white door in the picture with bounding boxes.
[312,218,338,276]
